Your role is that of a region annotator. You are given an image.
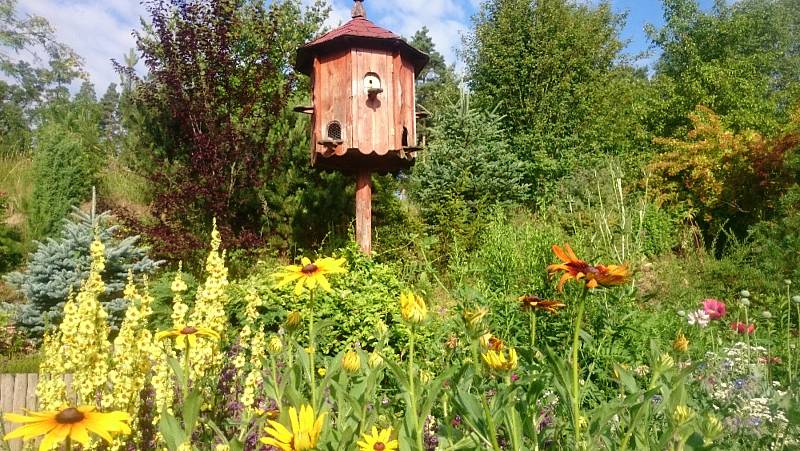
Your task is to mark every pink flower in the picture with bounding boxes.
[702,299,726,320]
[730,322,755,334]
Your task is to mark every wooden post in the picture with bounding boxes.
[355,170,372,255]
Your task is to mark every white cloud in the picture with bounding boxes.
[19,0,146,94]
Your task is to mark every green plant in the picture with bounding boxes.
[4,208,162,336]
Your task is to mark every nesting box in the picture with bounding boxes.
[294,0,429,254]
[295,0,429,174]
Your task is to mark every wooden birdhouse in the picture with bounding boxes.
[294,0,429,254]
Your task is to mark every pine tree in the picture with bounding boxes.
[5,208,162,336]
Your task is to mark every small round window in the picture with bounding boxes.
[326,121,342,140]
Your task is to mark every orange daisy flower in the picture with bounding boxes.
[546,244,629,291]
[518,295,566,314]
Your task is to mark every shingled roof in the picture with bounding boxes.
[295,13,429,77]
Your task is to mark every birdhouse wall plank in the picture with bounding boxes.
[402,58,417,147]
[311,56,320,160]
[354,48,392,155]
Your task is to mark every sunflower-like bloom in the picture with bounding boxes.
[400,290,427,324]
[274,257,347,296]
[155,325,220,347]
[3,406,131,451]
[546,244,629,291]
[357,426,399,451]
[518,295,566,314]
[260,405,325,451]
[482,347,518,372]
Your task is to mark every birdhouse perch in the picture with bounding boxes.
[294,0,429,255]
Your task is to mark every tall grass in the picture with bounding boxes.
[98,158,152,214]
[0,155,34,239]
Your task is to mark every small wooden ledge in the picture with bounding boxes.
[293,105,314,114]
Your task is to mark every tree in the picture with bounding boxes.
[648,0,800,136]
[27,95,102,237]
[463,0,646,197]
[408,27,459,136]
[411,91,531,225]
[128,0,330,260]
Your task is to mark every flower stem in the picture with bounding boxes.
[408,325,423,450]
[65,437,72,451]
[308,289,317,409]
[482,395,501,451]
[530,310,537,351]
[571,290,587,450]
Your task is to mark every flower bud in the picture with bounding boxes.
[463,307,488,333]
[792,295,800,304]
[673,405,693,424]
[419,369,434,384]
[761,311,772,319]
[342,351,361,374]
[739,298,750,307]
[784,279,792,286]
[284,311,302,331]
[368,351,384,368]
[658,353,675,370]
[267,336,283,354]
[673,331,689,353]
[375,320,388,339]
[739,290,751,298]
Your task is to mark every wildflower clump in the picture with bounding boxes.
[104,275,155,416]
[37,237,112,408]
[237,290,267,415]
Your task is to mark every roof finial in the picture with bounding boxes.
[352,0,366,19]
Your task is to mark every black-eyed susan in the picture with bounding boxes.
[155,325,220,347]
[399,290,427,324]
[274,257,346,296]
[260,404,325,451]
[3,406,131,451]
[482,347,518,372]
[546,244,629,291]
[673,331,689,353]
[518,295,566,314]
[357,426,399,451]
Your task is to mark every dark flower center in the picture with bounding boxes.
[373,442,386,451]
[55,407,85,424]
[181,326,198,335]
[301,263,318,274]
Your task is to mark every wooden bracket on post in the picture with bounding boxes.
[355,170,372,255]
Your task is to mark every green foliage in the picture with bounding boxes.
[648,0,800,136]
[28,98,102,237]
[231,245,408,355]
[4,209,162,336]
[411,92,531,228]
[464,0,650,196]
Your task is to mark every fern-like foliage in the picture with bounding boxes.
[4,208,163,336]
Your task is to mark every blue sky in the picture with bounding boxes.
[18,0,719,92]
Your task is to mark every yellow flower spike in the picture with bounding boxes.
[482,347,518,372]
[3,406,131,451]
[399,290,427,324]
[673,331,689,353]
[156,325,220,348]
[261,404,325,451]
[273,256,347,296]
[357,426,399,451]
[342,351,361,374]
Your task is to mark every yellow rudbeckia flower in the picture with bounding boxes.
[274,257,347,296]
[482,347,518,372]
[155,325,220,347]
[3,406,131,451]
[260,404,325,451]
[357,426,399,451]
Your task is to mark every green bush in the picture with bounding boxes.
[229,245,450,357]
[28,100,102,238]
